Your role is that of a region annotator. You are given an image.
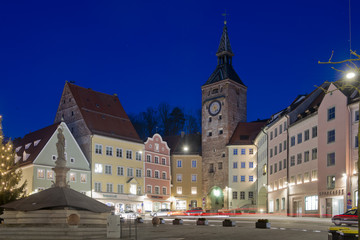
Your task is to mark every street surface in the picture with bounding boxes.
[119,215,353,240]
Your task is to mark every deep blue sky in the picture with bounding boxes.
[1,0,359,138]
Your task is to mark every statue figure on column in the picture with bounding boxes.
[52,126,69,188]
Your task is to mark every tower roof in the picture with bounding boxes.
[203,22,245,87]
[216,23,234,57]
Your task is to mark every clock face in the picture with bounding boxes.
[209,100,221,116]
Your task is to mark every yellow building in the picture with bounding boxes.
[165,133,203,211]
[55,82,144,213]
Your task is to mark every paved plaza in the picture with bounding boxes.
[112,215,342,240]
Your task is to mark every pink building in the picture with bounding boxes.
[144,133,171,212]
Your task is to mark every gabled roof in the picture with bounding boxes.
[228,121,267,145]
[66,83,142,143]
[1,186,111,213]
[13,123,59,167]
[164,133,201,156]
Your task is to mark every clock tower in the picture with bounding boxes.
[201,22,247,210]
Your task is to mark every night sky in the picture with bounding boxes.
[1,0,359,139]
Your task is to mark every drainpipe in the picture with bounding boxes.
[261,128,269,213]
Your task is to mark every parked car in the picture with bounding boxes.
[332,208,358,226]
[150,209,171,217]
[185,207,204,216]
[119,210,140,219]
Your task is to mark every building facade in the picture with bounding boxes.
[144,133,171,212]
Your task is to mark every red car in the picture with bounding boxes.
[185,207,204,216]
[332,209,358,226]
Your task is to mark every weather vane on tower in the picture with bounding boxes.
[222,10,228,25]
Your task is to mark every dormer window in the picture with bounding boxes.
[34,139,41,147]
[15,146,22,153]
[15,155,21,163]
[23,151,30,161]
[25,143,32,149]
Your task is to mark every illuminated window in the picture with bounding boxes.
[95,163,103,173]
[191,187,197,195]
[47,170,54,180]
[37,169,45,179]
[136,151,142,161]
[130,184,136,194]
[177,187,182,194]
[80,173,87,183]
[69,172,76,182]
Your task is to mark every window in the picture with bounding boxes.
[191,174,197,182]
[106,183,113,193]
[275,128,278,137]
[291,136,295,146]
[136,169,142,177]
[80,173,87,183]
[147,185,152,194]
[162,187,167,195]
[95,182,101,192]
[116,148,123,158]
[304,151,310,162]
[162,158,166,165]
[283,158,287,169]
[117,184,124,194]
[290,176,295,185]
[127,168,133,177]
[281,198,286,210]
[304,172,310,183]
[356,135,359,148]
[274,146,277,155]
[95,144,102,154]
[284,140,287,150]
[135,151,142,161]
[233,149,238,155]
[154,170,160,179]
[327,175,336,189]
[233,191,238,199]
[269,200,274,213]
[312,148,317,160]
[274,163,277,173]
[304,130,310,141]
[279,143,282,153]
[155,156,159,164]
[52,155,56,161]
[240,191,245,200]
[219,129,223,135]
[241,149,246,155]
[297,133,302,144]
[130,184,136,194]
[106,146,113,156]
[241,162,246,168]
[327,152,335,166]
[290,156,295,166]
[69,172,76,182]
[117,166,124,176]
[249,191,254,199]
[177,187,182,194]
[297,153,302,165]
[279,161,282,171]
[355,110,359,121]
[270,149,273,158]
[279,125,283,134]
[105,165,112,175]
[262,164,267,175]
[297,174,302,184]
[160,171,165,179]
[95,163,103,173]
[218,162,223,170]
[208,131,212,137]
[177,174,182,182]
[146,169,151,177]
[191,187,197,195]
[155,143,159,152]
[249,176,254,182]
[276,199,280,211]
[137,186,141,195]
[192,160,197,168]
[328,107,335,121]
[305,196,318,211]
[240,175,245,182]
[146,155,151,162]
[233,162,238,169]
[209,163,214,173]
[270,165,273,175]
[46,170,53,180]
[177,160,182,168]
[249,149,254,155]
[249,162,254,168]
[155,186,160,194]
[312,126,318,138]
[311,170,318,181]
[327,130,336,143]
[126,150,132,159]
[233,175,238,182]
[270,131,273,140]
[209,117,212,122]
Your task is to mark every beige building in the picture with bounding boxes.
[165,133,203,211]
[54,82,145,213]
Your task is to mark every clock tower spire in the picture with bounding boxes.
[201,21,247,210]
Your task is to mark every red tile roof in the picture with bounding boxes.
[228,121,267,145]
[67,83,142,143]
